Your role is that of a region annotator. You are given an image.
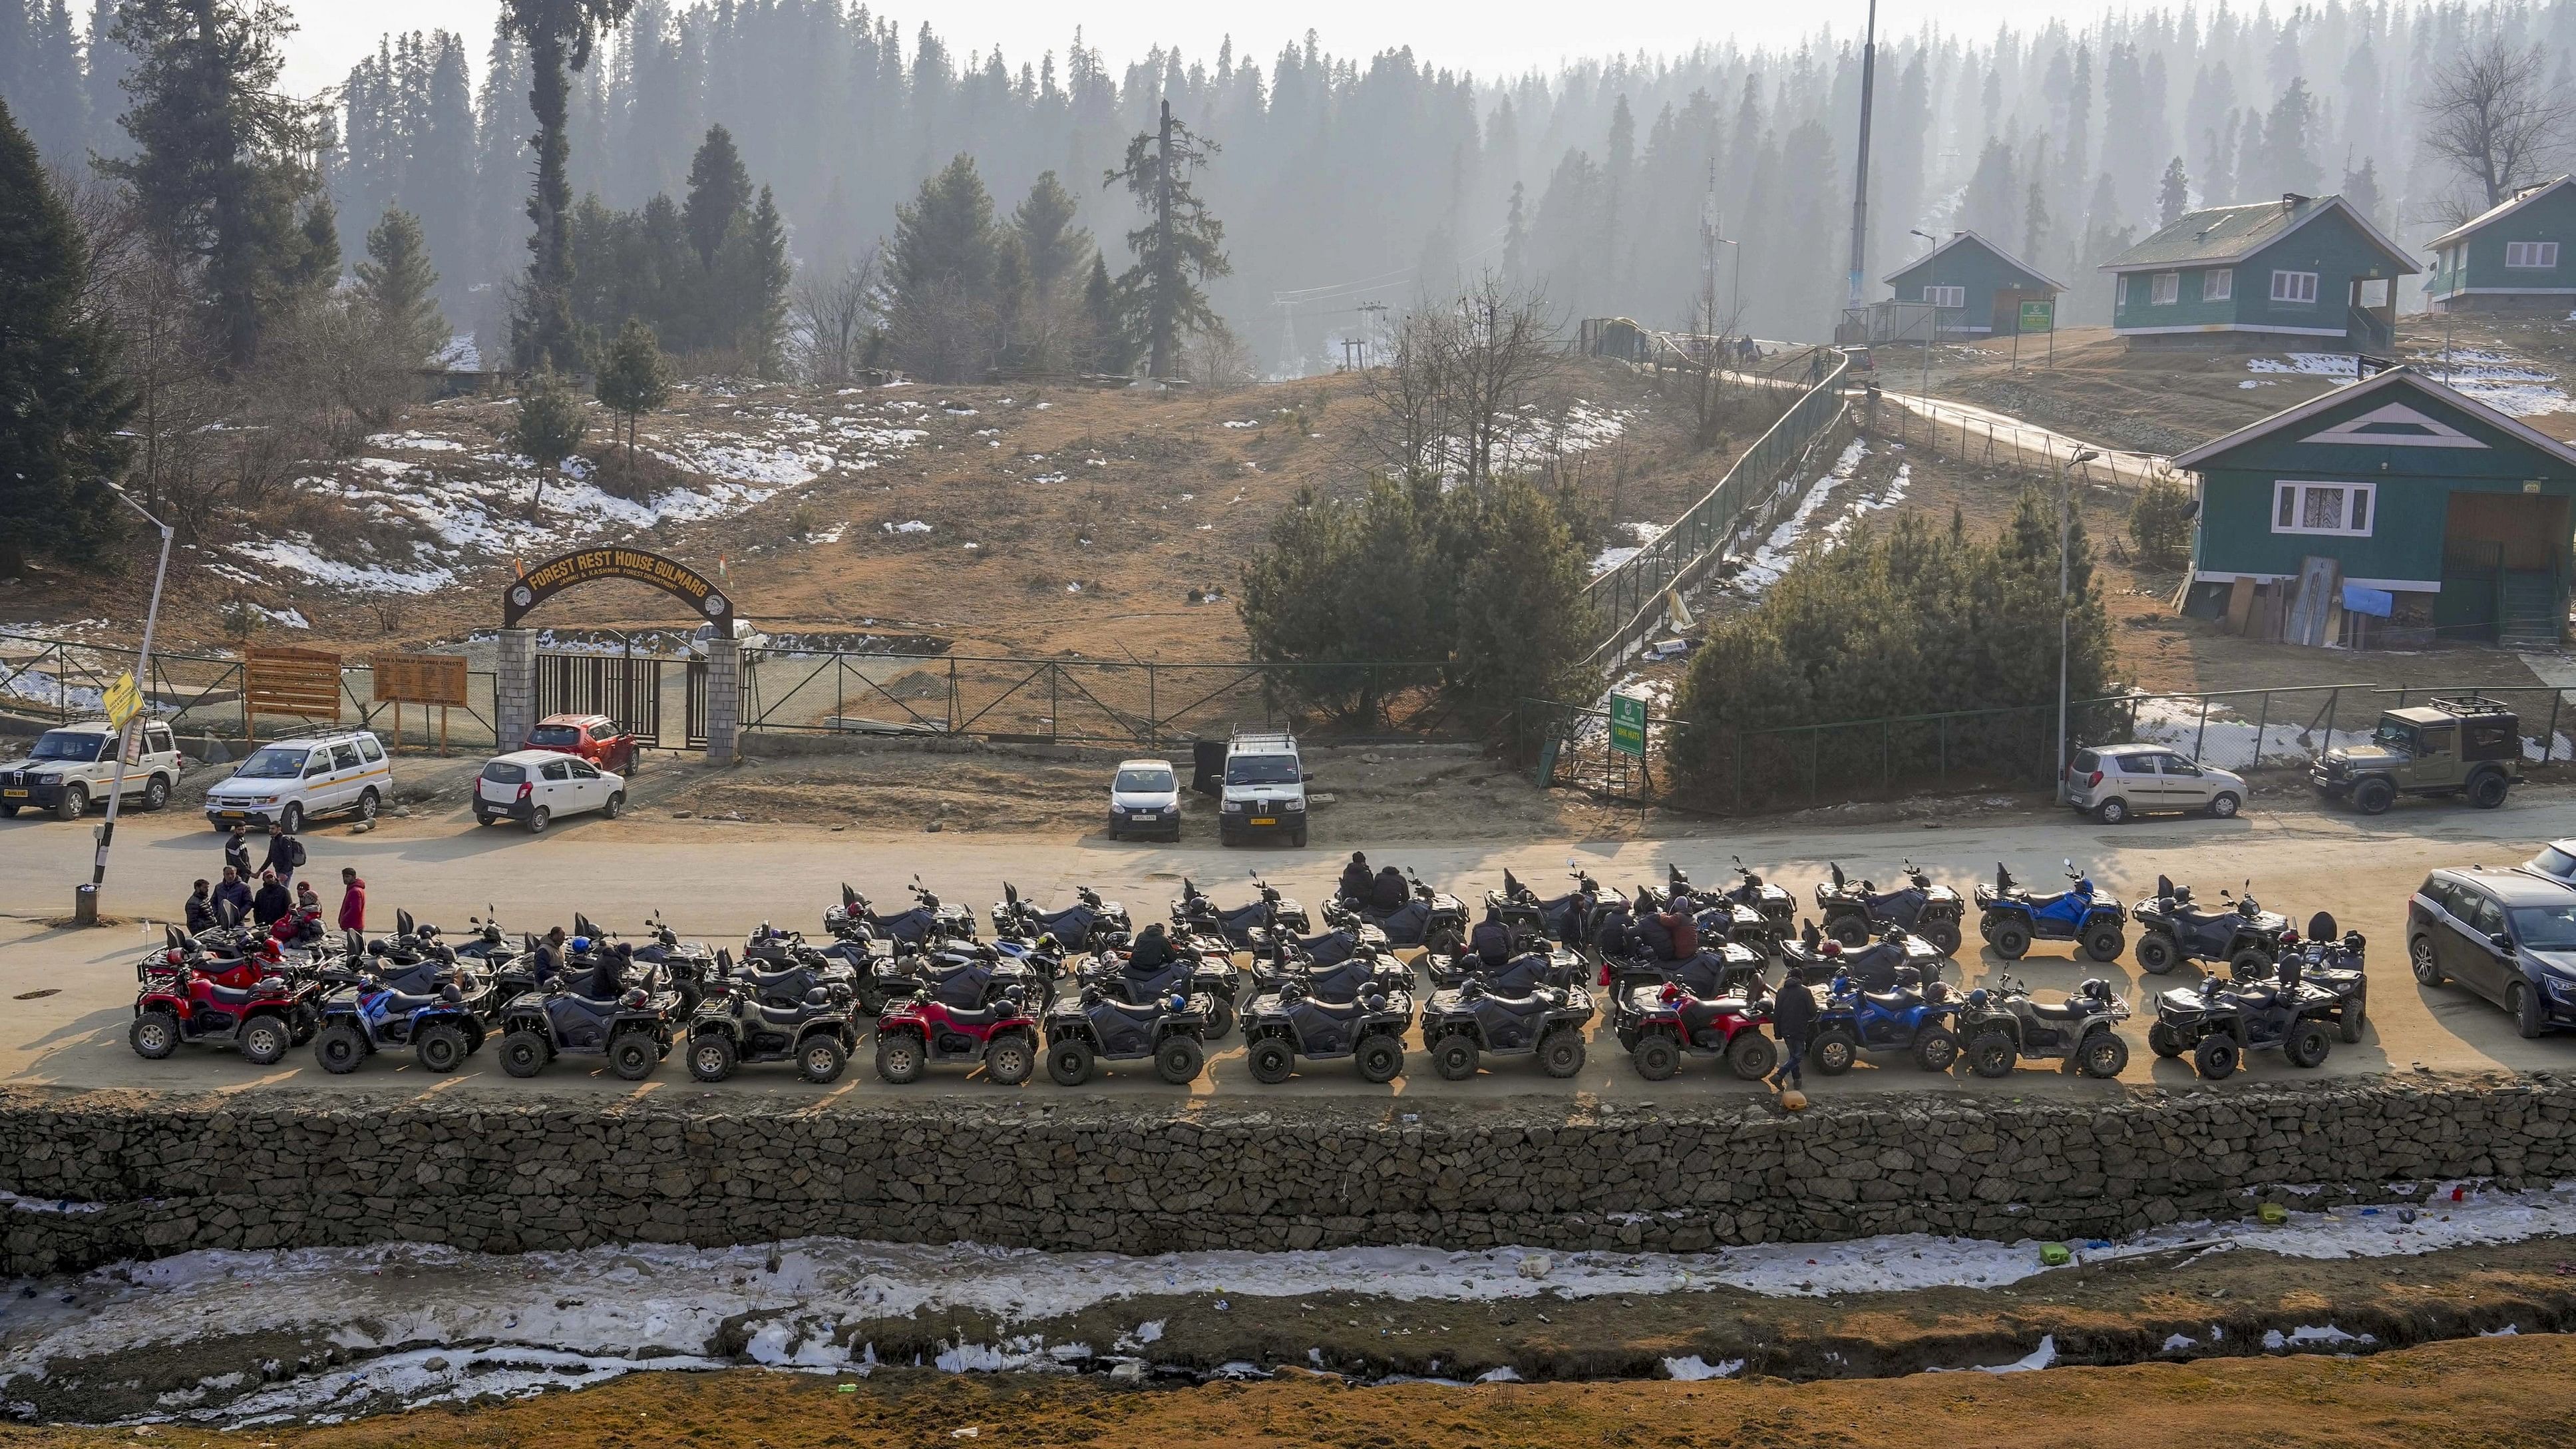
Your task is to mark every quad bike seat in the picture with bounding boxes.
[938,1001,1019,1029]
[1097,996,1171,1020]
[198,981,262,1008]
[1473,990,1559,1018]
[552,991,627,1019]
[2169,905,2237,931]
[1860,989,1918,1012]
[1296,994,1377,1021]
[2026,998,2089,1022]
[751,1001,819,1028]
[379,990,446,1014]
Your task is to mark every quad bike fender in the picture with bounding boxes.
[691,1017,744,1044]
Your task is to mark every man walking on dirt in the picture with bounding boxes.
[337,868,367,934]
[1768,974,1815,1092]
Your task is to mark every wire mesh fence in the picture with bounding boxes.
[1,632,504,751]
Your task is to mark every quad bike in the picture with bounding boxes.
[1043,986,1210,1086]
[1954,974,2131,1079]
[575,913,707,1011]
[1423,942,1590,994]
[1075,938,1240,1038]
[129,962,322,1065]
[829,879,977,947]
[1172,875,1308,948]
[1809,974,1962,1074]
[876,936,1055,1014]
[2285,911,2370,1044]
[874,989,1039,1085]
[994,883,1131,951]
[2130,877,2293,976]
[1247,938,1414,1006]
[630,911,718,986]
[685,974,856,1084]
[311,977,487,1074]
[1602,940,1772,1002]
[1666,863,1783,954]
[1974,861,2127,962]
[1324,869,1465,951]
[1720,857,1798,934]
[1613,982,1777,1081]
[1239,978,1413,1084]
[1246,923,1381,966]
[494,981,681,1081]
[1484,866,1602,948]
[1814,861,1966,956]
[727,937,862,1010]
[1418,980,1593,1080]
[2149,971,2342,1080]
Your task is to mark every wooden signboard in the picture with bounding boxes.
[244,647,343,738]
[371,653,470,707]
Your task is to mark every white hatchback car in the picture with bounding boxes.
[1107,757,1182,841]
[475,749,626,833]
[2065,743,2248,824]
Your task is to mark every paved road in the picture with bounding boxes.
[2,786,2571,1107]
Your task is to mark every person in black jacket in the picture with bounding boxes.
[212,866,252,927]
[250,869,291,929]
[184,879,218,934]
[1338,852,1372,905]
[1768,975,1816,1091]
[222,825,252,880]
[575,946,627,1001]
[1370,865,1407,912]
[262,826,305,887]
[1467,909,1513,967]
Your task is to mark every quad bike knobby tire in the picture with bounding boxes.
[689,1032,739,1083]
[984,1033,1035,1086]
[609,1031,659,1081]
[2133,932,2180,975]
[875,1032,926,1084]
[1988,921,2032,960]
[1726,1031,1777,1082]
[129,1010,180,1060]
[1810,1027,1859,1076]
[799,1033,850,1084]
[2193,1034,2240,1080]
[1966,1031,2018,1078]
[313,1021,369,1074]
[2284,1020,2334,1069]
[1203,995,1236,1040]
[1047,1038,1095,1087]
[1247,1037,1296,1084]
[1153,1034,1204,1086]
[1923,921,1964,958]
[2339,990,2368,1045]
[499,1028,550,1078]
[2229,948,2274,980]
[2081,925,2125,963]
[1431,1034,1479,1082]
[1631,1034,1681,1082]
[2146,1020,2185,1059]
[414,1021,470,1074]
[1355,1034,1404,1084]
[1825,915,1871,949]
[1911,1026,1961,1072]
[2079,1029,2129,1079]
[239,1013,293,1067]
[1538,1026,1586,1079]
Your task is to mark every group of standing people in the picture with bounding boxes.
[184,823,365,950]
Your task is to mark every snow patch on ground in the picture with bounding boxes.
[233,536,458,596]
[2406,346,2570,416]
[1662,1355,1744,1380]
[1588,522,1670,576]
[2247,353,2360,378]
[1733,437,1871,590]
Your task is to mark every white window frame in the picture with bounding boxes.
[2149,272,2179,305]
[2201,268,2233,302]
[1923,284,1964,309]
[2271,479,2376,538]
[2505,240,2561,270]
[2271,269,2320,304]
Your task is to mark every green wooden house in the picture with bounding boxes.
[1880,231,2063,338]
[2172,366,2576,646]
[2424,175,2576,312]
[2098,193,2415,350]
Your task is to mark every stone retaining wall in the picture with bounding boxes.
[2,1080,2568,1277]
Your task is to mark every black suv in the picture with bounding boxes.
[2408,866,2576,1038]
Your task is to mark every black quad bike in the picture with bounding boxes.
[1814,862,1966,956]
[1419,980,1593,1080]
[994,883,1131,951]
[718,942,861,1012]
[1721,857,1799,935]
[1075,938,1241,1038]
[1423,942,1590,994]
[574,913,708,1012]
[685,975,857,1084]
[1324,870,1466,951]
[1043,986,1210,1086]
[2149,972,2341,1080]
[2130,877,2293,977]
[2289,911,2370,1044]
[1240,978,1413,1084]
[496,982,681,1081]
[1172,875,1308,948]
[1485,867,1603,949]
[877,936,1057,1014]
[830,879,977,947]
[1248,937,1413,1003]
[1954,974,2131,1079]
[1667,864,1784,954]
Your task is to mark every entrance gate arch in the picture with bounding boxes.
[494,547,745,761]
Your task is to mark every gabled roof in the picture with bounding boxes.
[2426,175,2576,250]
[2170,365,2576,471]
[1880,230,2065,292]
[2098,193,2417,275]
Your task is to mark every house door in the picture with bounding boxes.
[2438,492,2569,642]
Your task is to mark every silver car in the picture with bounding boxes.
[2065,743,2247,824]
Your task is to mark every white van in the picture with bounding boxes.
[0,720,184,821]
[203,729,395,832]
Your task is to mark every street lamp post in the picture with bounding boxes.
[88,484,174,921]
[1909,228,1940,402]
[2055,447,2103,803]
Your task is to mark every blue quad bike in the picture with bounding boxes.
[1809,972,1962,1074]
[1973,861,2127,963]
[311,976,488,1074]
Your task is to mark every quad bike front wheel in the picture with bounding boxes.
[498,1029,550,1078]
[1966,1031,2018,1078]
[1911,1026,1960,1072]
[1631,1034,1681,1081]
[1538,1026,1586,1079]
[1923,921,1964,957]
[2133,932,2180,975]
[2146,1020,2185,1059]
[984,1034,1034,1086]
[1810,1028,1858,1076]
[689,1033,739,1083]
[1431,1034,1479,1082]
[1047,1038,1095,1087]
[2284,1021,2333,1069]
[414,1022,470,1074]
[1726,1031,1776,1081]
[1153,1035,1204,1086]
[1202,995,1236,1040]
[1988,921,2032,960]
[2079,1030,2129,1079]
[2193,1034,2239,1080]
[1355,1035,1404,1084]
[239,1014,293,1067]
[2339,992,2368,1045]
[1246,1038,1296,1085]
[2229,948,2273,980]
[129,1010,180,1060]
[2081,925,2125,963]
[1825,915,1871,949]
[876,1033,926,1084]
[610,1032,659,1081]
[799,1034,849,1084]
[313,1021,368,1074]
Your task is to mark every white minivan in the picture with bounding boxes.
[204,729,394,832]
[475,748,627,832]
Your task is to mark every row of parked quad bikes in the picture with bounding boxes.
[125,859,2370,1090]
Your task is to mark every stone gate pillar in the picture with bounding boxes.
[703,633,741,763]
[495,626,536,752]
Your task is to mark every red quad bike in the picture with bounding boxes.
[130,960,321,1066]
[1614,982,1777,1081]
[874,989,1039,1085]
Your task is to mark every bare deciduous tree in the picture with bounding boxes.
[1356,274,1560,491]
[2419,35,2575,215]
[795,249,880,385]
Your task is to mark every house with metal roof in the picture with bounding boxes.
[1880,231,2064,338]
[2171,366,2576,647]
[2098,193,2416,351]
[2424,176,2576,313]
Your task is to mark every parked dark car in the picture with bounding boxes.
[2408,865,2576,1038]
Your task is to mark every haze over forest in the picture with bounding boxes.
[5,0,2570,372]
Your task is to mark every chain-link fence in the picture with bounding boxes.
[1,632,504,751]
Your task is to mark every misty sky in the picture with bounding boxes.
[280,1,2132,96]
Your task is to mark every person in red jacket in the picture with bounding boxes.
[338,867,367,932]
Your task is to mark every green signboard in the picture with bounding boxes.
[2018,298,2055,333]
[1608,692,1648,759]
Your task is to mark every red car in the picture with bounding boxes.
[524,714,637,773]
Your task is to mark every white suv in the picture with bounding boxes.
[204,729,394,832]
[1,720,184,821]
[1218,727,1310,847]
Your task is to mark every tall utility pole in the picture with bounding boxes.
[1845,0,1880,317]
[1151,100,1177,381]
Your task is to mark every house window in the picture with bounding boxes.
[2271,269,2320,304]
[2202,268,2233,301]
[2506,240,2561,269]
[2150,272,2179,304]
[1923,284,1964,308]
[2271,480,2375,537]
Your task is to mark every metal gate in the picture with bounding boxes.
[534,652,668,746]
[683,658,709,749]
